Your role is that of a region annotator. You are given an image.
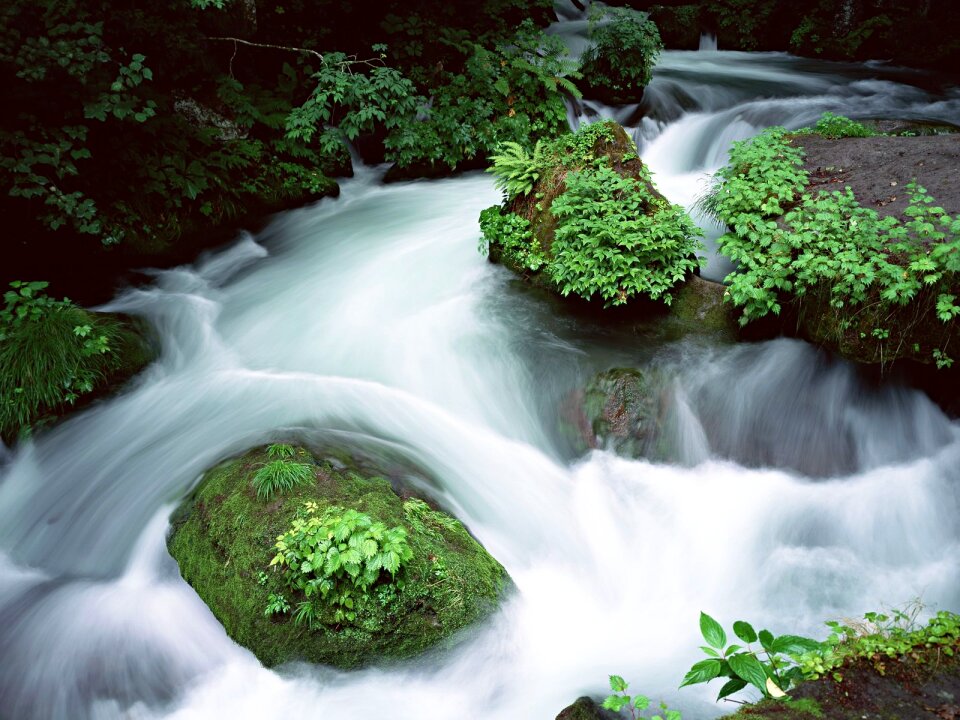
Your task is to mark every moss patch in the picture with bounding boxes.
[167,446,508,669]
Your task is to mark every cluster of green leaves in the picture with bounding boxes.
[478,206,546,272]
[602,676,681,720]
[269,502,413,627]
[797,609,960,681]
[682,612,820,701]
[550,164,703,306]
[800,111,875,139]
[0,281,125,441]
[383,19,580,170]
[579,7,662,93]
[708,117,959,365]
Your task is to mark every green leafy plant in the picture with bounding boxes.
[603,675,681,720]
[798,607,960,681]
[269,503,413,627]
[580,7,663,93]
[0,281,129,441]
[804,111,875,139]
[681,612,820,701]
[487,140,547,200]
[263,593,291,617]
[478,206,545,272]
[707,122,959,366]
[549,164,703,306]
[251,460,314,499]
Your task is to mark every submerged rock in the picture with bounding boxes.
[563,367,663,459]
[167,445,507,669]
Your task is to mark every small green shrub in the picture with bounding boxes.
[478,206,546,272]
[549,164,703,306]
[580,7,663,93]
[251,460,314,499]
[0,280,126,440]
[269,503,413,626]
[603,675,681,719]
[805,111,876,139]
[682,612,819,702]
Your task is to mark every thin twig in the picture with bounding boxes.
[206,36,385,72]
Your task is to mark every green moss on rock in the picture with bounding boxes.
[167,445,508,669]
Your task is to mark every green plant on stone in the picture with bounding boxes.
[0,281,125,440]
[681,612,820,702]
[487,140,547,200]
[549,164,703,306]
[251,460,314,499]
[478,206,546,272]
[802,111,876,139]
[797,608,960,682]
[267,443,296,460]
[580,7,663,92]
[270,503,413,627]
[602,675,681,720]
[264,593,290,617]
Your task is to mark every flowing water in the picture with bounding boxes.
[2,10,960,720]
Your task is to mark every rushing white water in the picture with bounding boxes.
[2,28,960,720]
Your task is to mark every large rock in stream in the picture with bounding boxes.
[167,445,507,668]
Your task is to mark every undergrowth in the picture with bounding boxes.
[701,114,959,366]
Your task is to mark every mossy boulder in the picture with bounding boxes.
[484,120,702,308]
[167,445,508,669]
[666,275,738,340]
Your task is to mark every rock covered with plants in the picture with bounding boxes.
[576,7,663,105]
[0,280,152,443]
[480,120,703,307]
[700,113,960,368]
[166,444,508,669]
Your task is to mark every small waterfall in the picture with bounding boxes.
[698,33,718,52]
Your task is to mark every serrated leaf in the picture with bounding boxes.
[700,612,727,649]
[771,635,821,654]
[728,653,768,691]
[609,675,628,692]
[680,659,722,688]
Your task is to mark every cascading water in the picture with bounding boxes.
[2,11,960,720]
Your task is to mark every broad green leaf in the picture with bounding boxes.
[716,678,747,701]
[728,653,768,691]
[734,620,758,643]
[771,635,821,654]
[700,612,727,649]
[602,696,629,712]
[680,659,722,688]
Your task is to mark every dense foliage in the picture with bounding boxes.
[0,0,575,294]
[0,281,145,442]
[270,502,413,626]
[549,165,702,306]
[579,7,662,97]
[705,118,959,367]
[481,121,703,307]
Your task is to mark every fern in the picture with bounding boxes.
[486,139,546,200]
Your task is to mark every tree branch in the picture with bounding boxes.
[206,37,384,72]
